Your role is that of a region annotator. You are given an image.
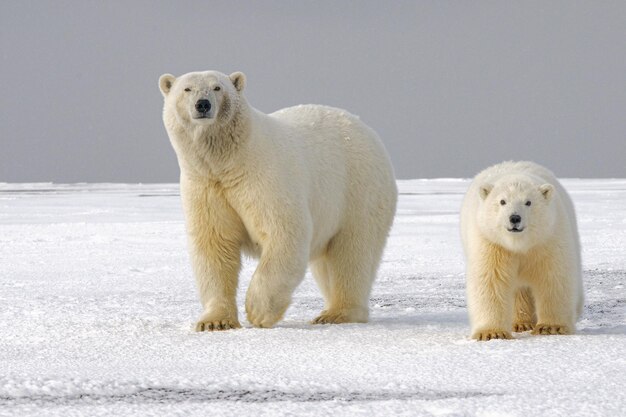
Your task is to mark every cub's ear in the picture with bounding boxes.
[539,184,554,200]
[159,74,176,97]
[229,72,246,92]
[479,184,493,200]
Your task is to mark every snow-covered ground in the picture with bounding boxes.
[1,180,624,416]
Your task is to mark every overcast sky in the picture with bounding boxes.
[1,1,625,182]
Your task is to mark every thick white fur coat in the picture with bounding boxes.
[461,161,583,340]
[159,71,397,330]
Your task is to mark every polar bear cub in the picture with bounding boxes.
[461,161,583,340]
[158,70,397,330]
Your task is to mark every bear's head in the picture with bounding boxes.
[476,177,556,253]
[159,70,246,129]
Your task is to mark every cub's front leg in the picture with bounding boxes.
[530,270,577,336]
[512,287,537,332]
[522,246,578,336]
[181,179,246,331]
[466,244,518,341]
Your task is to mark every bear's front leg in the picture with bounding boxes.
[245,241,309,328]
[190,244,242,332]
[466,248,517,341]
[521,247,577,336]
[182,179,246,332]
[530,273,576,336]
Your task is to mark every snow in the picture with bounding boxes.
[1,180,625,416]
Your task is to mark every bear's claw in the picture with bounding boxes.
[513,322,535,332]
[195,319,241,332]
[473,329,513,341]
[532,324,571,335]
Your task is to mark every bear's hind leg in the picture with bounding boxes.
[310,257,332,310]
[311,228,383,325]
[513,287,536,332]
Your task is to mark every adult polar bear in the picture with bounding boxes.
[159,70,397,330]
[461,161,583,341]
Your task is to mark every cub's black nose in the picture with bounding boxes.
[509,214,521,224]
[195,99,211,113]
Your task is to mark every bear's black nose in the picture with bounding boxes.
[195,99,211,113]
[509,214,521,224]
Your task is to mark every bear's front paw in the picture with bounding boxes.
[532,323,571,335]
[513,322,535,332]
[195,311,241,332]
[472,329,513,341]
[245,290,290,328]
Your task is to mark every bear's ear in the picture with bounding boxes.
[159,74,176,97]
[479,184,493,200]
[539,184,554,200]
[229,72,246,92]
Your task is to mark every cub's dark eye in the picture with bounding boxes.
[213,86,221,91]
[500,200,506,206]
[184,87,191,92]
[525,201,532,206]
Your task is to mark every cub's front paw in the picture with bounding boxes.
[513,322,535,332]
[532,323,571,335]
[245,289,290,328]
[472,329,513,341]
[195,311,241,332]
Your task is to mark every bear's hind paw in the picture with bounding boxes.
[311,308,368,325]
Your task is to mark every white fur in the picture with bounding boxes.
[460,161,583,340]
[159,70,397,330]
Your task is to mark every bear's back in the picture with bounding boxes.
[266,103,395,189]
[474,161,558,188]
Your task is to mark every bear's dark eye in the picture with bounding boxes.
[500,200,506,206]
[525,201,532,206]
[184,87,191,92]
[213,86,221,91]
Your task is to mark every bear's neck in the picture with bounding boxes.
[177,102,252,180]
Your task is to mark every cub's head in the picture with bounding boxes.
[158,70,246,128]
[477,177,556,253]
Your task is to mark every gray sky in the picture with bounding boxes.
[2,1,626,182]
